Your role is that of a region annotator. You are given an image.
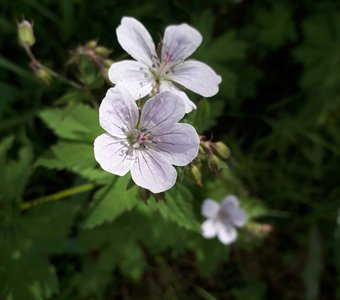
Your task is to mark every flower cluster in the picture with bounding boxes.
[94,16,221,193]
[93,16,248,245]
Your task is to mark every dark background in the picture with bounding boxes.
[0,0,339,299]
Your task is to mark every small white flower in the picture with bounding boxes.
[94,87,200,193]
[201,195,247,245]
[109,17,222,113]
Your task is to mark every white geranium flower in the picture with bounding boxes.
[109,16,222,113]
[201,195,247,245]
[94,87,200,193]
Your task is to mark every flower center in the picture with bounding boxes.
[150,52,175,86]
[132,127,158,150]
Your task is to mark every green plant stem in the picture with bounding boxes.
[23,45,82,89]
[21,183,95,210]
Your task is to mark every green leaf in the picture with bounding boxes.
[246,2,296,52]
[36,141,96,172]
[0,252,59,300]
[292,13,340,99]
[40,104,101,142]
[144,184,200,232]
[83,176,139,228]
[0,137,33,204]
[202,31,246,62]
[193,238,230,277]
[22,201,80,253]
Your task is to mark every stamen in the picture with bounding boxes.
[133,128,157,149]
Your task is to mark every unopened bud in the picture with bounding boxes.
[214,141,230,159]
[208,154,222,172]
[86,40,97,49]
[95,46,111,57]
[18,20,35,47]
[35,67,53,85]
[190,165,202,186]
[247,222,273,238]
[104,59,114,68]
[198,145,205,154]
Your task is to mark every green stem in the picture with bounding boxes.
[23,45,82,89]
[21,183,95,210]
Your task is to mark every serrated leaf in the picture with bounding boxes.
[146,184,200,232]
[1,252,59,300]
[246,2,296,52]
[22,201,80,253]
[83,176,139,228]
[36,141,96,172]
[0,137,33,204]
[40,104,101,142]
[203,31,246,62]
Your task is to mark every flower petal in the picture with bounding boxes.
[131,149,177,193]
[140,91,185,131]
[154,123,199,166]
[160,81,196,113]
[221,195,247,228]
[108,60,154,100]
[170,60,222,97]
[94,133,134,176]
[201,199,220,218]
[221,195,239,209]
[162,24,202,62]
[99,87,139,137]
[217,222,237,245]
[201,219,218,238]
[116,17,156,66]
[230,209,247,228]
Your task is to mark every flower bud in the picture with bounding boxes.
[214,141,230,159]
[190,165,202,186]
[35,67,53,85]
[208,154,222,172]
[95,46,111,57]
[18,20,35,47]
[104,59,114,68]
[86,40,98,49]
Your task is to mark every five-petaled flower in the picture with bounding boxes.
[108,17,222,113]
[201,195,247,245]
[94,87,200,193]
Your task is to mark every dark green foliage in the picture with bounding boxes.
[0,0,339,299]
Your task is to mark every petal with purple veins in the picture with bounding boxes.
[170,60,222,97]
[153,123,199,166]
[99,87,139,137]
[140,91,186,131]
[116,17,156,66]
[160,81,196,113]
[162,24,202,63]
[108,60,154,100]
[130,148,177,193]
[94,133,135,176]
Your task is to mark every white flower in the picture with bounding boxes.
[108,16,222,113]
[94,86,200,193]
[201,195,247,245]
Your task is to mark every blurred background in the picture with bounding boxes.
[0,0,339,299]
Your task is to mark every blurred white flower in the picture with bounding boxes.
[201,195,247,245]
[109,16,222,113]
[94,87,200,193]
